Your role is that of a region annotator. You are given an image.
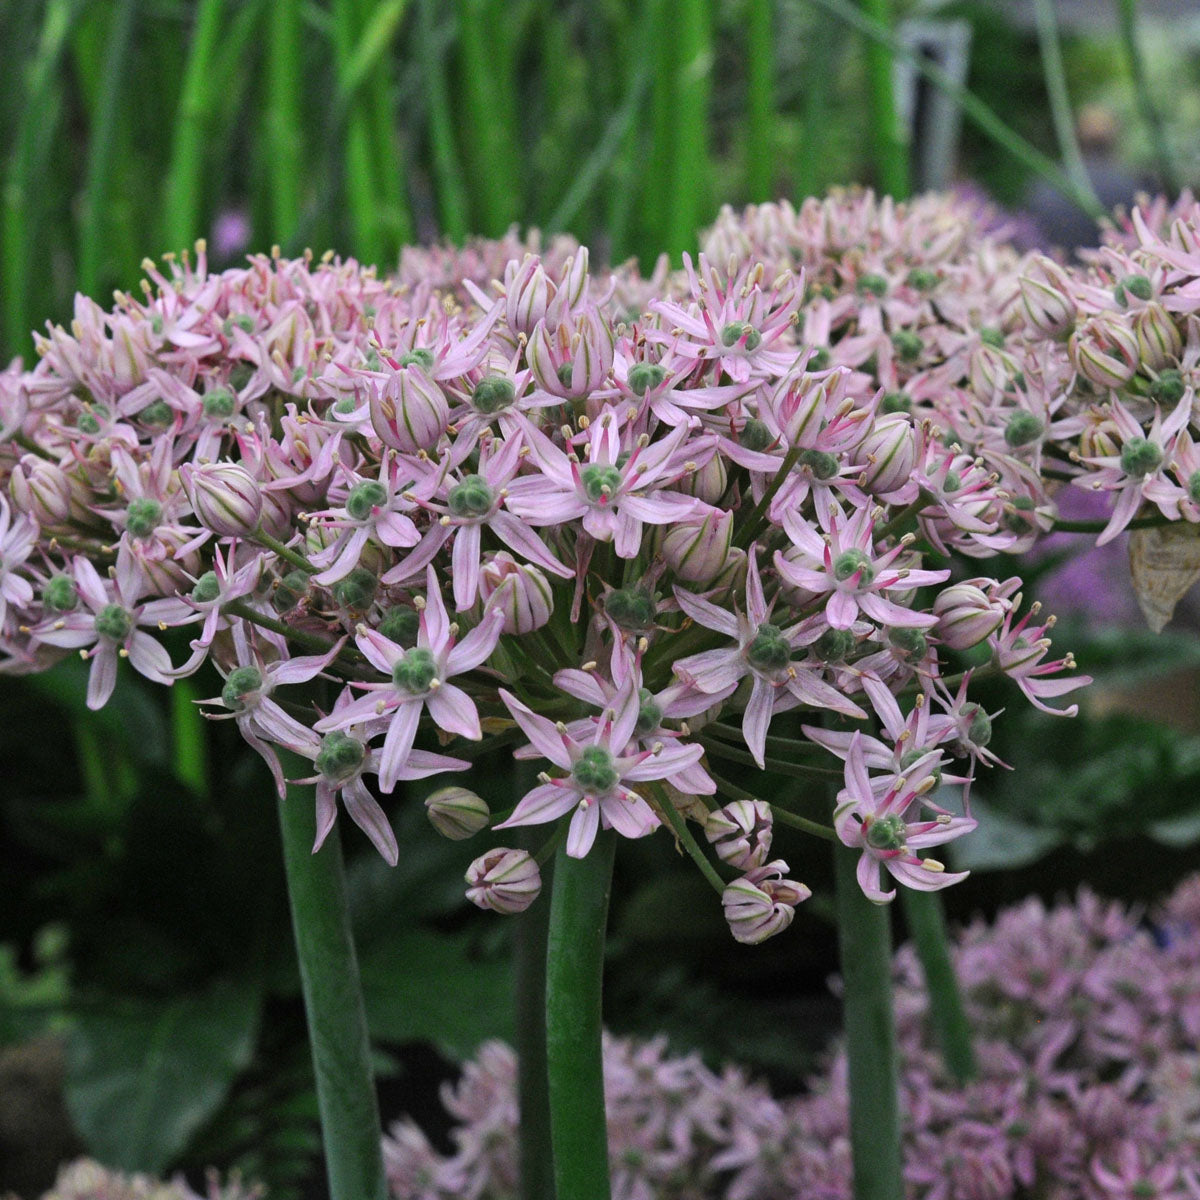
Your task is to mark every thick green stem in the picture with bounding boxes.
[514,808,556,1200]
[745,0,774,201]
[162,0,226,253]
[545,832,616,1200]
[833,842,903,1200]
[265,0,304,242]
[858,0,909,199]
[663,0,713,260]
[277,758,387,1200]
[900,888,977,1084]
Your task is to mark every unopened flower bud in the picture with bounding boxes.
[705,800,773,870]
[9,455,83,526]
[853,413,916,496]
[1134,302,1182,371]
[466,848,542,913]
[933,581,1008,649]
[1069,315,1139,390]
[528,308,614,398]
[968,344,1013,398]
[662,507,734,585]
[426,786,491,840]
[479,553,553,633]
[677,451,727,504]
[722,860,810,945]
[369,364,449,454]
[504,256,551,335]
[182,462,263,536]
[1018,256,1075,338]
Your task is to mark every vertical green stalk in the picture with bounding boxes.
[1032,0,1102,216]
[162,0,226,254]
[418,0,470,242]
[795,9,837,200]
[833,843,903,1200]
[277,760,387,1200]
[2,0,73,359]
[900,889,976,1085]
[77,0,136,299]
[746,0,774,201]
[265,0,304,243]
[1116,0,1179,196]
[545,832,616,1200]
[663,0,713,260]
[456,0,521,234]
[857,0,909,199]
[171,678,209,796]
[514,808,556,1200]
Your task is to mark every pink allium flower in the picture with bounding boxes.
[834,732,975,903]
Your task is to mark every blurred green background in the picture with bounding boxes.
[4,1,1200,1196]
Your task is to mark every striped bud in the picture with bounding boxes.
[466,848,542,914]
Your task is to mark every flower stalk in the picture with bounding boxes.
[277,753,387,1200]
[833,840,904,1200]
[545,831,617,1200]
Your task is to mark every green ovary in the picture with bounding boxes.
[221,665,263,711]
[93,604,132,643]
[572,746,619,794]
[345,480,388,521]
[316,731,366,783]
[1120,437,1163,478]
[865,814,907,851]
[746,623,791,672]
[833,549,874,585]
[448,475,494,518]
[393,647,438,695]
[580,464,623,502]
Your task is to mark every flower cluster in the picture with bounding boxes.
[30,1159,262,1200]
[384,874,1200,1200]
[0,190,1099,932]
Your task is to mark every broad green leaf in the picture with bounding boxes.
[65,979,262,1172]
[359,930,512,1059]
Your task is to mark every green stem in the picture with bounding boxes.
[265,0,304,242]
[162,0,226,253]
[734,447,801,548]
[699,735,843,779]
[663,0,713,259]
[808,0,1106,220]
[795,8,837,199]
[745,0,774,202]
[770,804,838,842]
[253,526,318,572]
[222,599,348,658]
[899,888,977,1084]
[1050,513,1169,534]
[653,783,726,894]
[545,832,616,1200]
[2,0,74,359]
[277,755,387,1200]
[418,0,470,242]
[1116,0,1179,196]
[171,678,208,794]
[513,798,557,1200]
[858,0,909,199]
[456,0,521,234]
[1032,0,1102,215]
[77,0,136,299]
[833,841,904,1200]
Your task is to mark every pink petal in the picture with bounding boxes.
[495,781,579,829]
[499,690,574,770]
[426,682,482,741]
[565,799,601,857]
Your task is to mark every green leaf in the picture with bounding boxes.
[359,930,512,1059]
[65,979,262,1172]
